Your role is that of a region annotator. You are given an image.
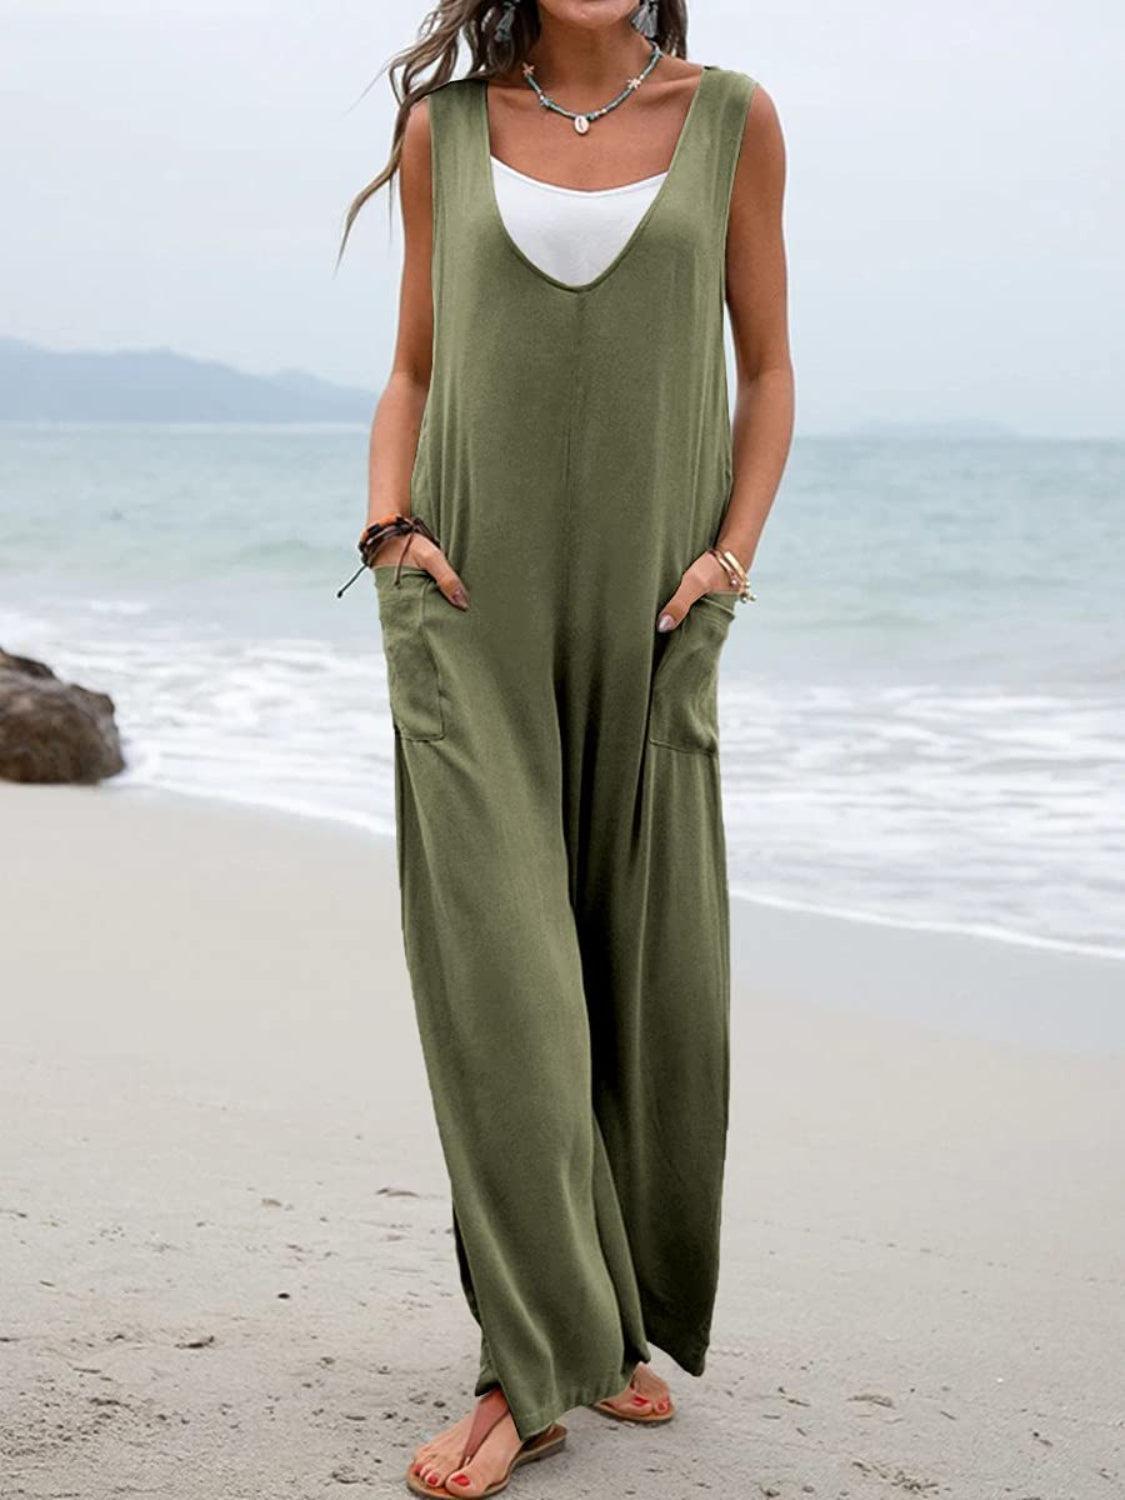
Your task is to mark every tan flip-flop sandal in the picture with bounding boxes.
[406,1386,567,1497]
[591,1374,676,1425]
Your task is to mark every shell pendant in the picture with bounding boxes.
[573,114,590,135]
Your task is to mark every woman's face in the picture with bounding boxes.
[534,0,640,32]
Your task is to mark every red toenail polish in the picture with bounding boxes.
[633,1394,648,1405]
[452,1478,470,1487]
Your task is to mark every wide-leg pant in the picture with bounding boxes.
[375,558,733,1441]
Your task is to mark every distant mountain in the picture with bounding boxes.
[0,339,374,423]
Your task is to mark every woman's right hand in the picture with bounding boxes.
[366,528,470,611]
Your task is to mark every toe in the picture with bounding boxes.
[631,1363,672,1412]
[443,1462,486,1497]
[415,1453,445,1489]
[603,1387,654,1416]
[443,1417,520,1497]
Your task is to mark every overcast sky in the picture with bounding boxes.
[1,0,1121,436]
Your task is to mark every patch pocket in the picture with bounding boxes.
[647,592,736,755]
[372,566,445,742]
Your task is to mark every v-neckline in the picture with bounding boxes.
[479,65,714,296]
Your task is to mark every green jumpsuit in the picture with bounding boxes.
[373,64,757,1441]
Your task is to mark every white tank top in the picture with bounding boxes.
[490,155,667,286]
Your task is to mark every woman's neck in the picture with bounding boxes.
[525,19,653,97]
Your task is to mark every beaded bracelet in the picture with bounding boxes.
[336,513,440,597]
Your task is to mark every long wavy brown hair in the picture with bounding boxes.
[337,0,688,264]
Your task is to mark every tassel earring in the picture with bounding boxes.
[631,0,659,40]
[495,0,518,45]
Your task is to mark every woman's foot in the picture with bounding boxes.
[409,1402,524,1496]
[595,1362,674,1420]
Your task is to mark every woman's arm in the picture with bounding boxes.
[718,82,794,572]
[656,82,793,629]
[362,98,468,609]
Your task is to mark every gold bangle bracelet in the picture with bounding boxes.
[710,546,757,603]
[717,547,747,580]
[708,546,741,590]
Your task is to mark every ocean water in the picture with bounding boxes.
[1,423,1122,960]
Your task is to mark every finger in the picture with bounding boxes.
[419,544,470,611]
[656,550,736,632]
[655,576,703,633]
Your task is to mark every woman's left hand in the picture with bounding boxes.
[656,550,737,633]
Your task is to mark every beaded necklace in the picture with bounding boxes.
[520,42,664,136]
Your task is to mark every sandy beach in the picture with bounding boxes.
[1,783,1122,1499]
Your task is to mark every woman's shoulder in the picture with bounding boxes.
[700,63,760,98]
[702,66,781,144]
[403,76,479,149]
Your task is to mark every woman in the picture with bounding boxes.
[339,1,792,1493]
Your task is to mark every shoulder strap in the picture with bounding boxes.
[707,67,758,222]
[674,67,757,262]
[424,78,483,264]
